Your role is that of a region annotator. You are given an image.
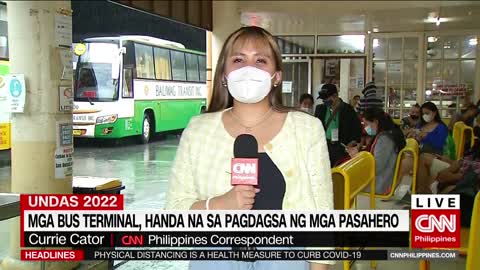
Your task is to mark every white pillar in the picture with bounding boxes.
[474,37,480,104]
[340,58,351,102]
[1,1,77,269]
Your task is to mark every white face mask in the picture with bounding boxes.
[423,114,433,123]
[226,66,275,104]
[300,107,312,114]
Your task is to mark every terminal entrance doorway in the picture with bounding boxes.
[281,56,366,109]
[312,57,366,107]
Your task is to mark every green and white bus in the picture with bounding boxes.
[73,35,207,143]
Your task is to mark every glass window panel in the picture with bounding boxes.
[443,36,461,59]
[122,68,133,98]
[387,61,401,86]
[373,61,386,86]
[462,36,477,59]
[185,53,199,82]
[461,60,475,92]
[134,44,155,79]
[403,85,417,104]
[276,36,315,54]
[387,108,400,119]
[403,61,417,85]
[404,37,418,59]
[170,50,186,81]
[425,90,441,102]
[426,36,442,59]
[426,60,442,89]
[443,60,459,86]
[198,55,206,82]
[387,86,401,108]
[153,47,171,80]
[372,38,387,60]
[441,94,462,110]
[388,38,402,60]
[316,35,365,54]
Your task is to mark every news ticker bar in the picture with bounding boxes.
[20,249,458,261]
[23,231,409,248]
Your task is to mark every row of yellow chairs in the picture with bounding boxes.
[419,192,480,270]
[332,151,376,270]
[419,122,477,270]
[453,121,475,160]
[331,149,480,270]
[370,120,474,200]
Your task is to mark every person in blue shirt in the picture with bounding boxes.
[410,102,448,154]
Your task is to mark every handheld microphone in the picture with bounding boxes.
[231,134,258,186]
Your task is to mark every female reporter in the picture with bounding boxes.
[165,26,333,270]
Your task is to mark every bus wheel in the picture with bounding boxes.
[140,114,152,144]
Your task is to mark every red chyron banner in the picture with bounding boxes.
[21,250,84,261]
[20,194,124,211]
[411,195,460,248]
[231,158,258,186]
[20,194,124,248]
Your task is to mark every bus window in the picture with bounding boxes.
[198,55,206,82]
[154,47,171,80]
[74,42,120,102]
[134,43,155,79]
[186,53,199,82]
[123,68,133,98]
[170,50,186,81]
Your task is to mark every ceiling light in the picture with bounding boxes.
[373,27,379,33]
[469,38,478,46]
[427,36,438,43]
[367,30,372,34]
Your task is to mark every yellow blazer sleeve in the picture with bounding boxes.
[306,117,335,265]
[165,119,198,210]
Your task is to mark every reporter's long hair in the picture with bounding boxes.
[207,26,291,113]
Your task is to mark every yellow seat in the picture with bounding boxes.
[360,138,419,199]
[332,151,376,270]
[453,121,475,160]
[419,192,480,270]
[466,192,480,270]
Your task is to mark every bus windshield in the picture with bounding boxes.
[74,42,120,102]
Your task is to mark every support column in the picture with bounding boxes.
[1,1,76,269]
[339,58,351,102]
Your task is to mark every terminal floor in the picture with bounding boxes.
[0,136,467,270]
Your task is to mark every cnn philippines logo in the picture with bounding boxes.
[231,158,258,185]
[411,194,460,248]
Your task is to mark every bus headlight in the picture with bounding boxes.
[96,114,118,124]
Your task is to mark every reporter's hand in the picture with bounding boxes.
[212,185,260,210]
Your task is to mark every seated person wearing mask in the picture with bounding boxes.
[448,104,479,132]
[401,104,421,135]
[298,93,314,114]
[347,108,406,194]
[314,83,362,167]
[408,102,448,155]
